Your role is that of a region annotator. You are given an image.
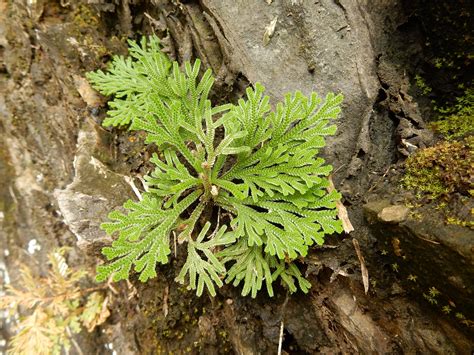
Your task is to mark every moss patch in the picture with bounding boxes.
[415,74,432,95]
[403,137,473,198]
[431,87,474,140]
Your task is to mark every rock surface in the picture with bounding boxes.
[378,205,410,223]
[54,119,134,249]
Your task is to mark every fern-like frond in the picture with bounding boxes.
[223,147,333,201]
[217,190,342,259]
[219,239,312,298]
[145,151,200,207]
[103,94,147,127]
[86,55,152,97]
[270,258,312,294]
[228,83,272,148]
[176,222,236,296]
[86,35,172,127]
[219,240,274,298]
[97,190,202,282]
[272,92,342,147]
[220,86,342,202]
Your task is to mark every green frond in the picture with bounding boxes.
[128,35,174,98]
[86,55,147,97]
[177,200,206,243]
[97,190,202,282]
[176,223,236,296]
[87,36,173,127]
[132,97,198,167]
[221,87,343,203]
[231,83,272,148]
[101,94,147,126]
[214,179,248,200]
[219,240,274,298]
[146,152,199,207]
[270,259,312,294]
[218,195,327,259]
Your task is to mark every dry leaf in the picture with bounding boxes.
[263,16,278,46]
[327,176,354,233]
[352,238,369,294]
[81,293,111,332]
[73,75,103,107]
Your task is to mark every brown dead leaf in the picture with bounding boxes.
[327,176,354,233]
[82,293,111,332]
[263,16,278,46]
[0,0,7,14]
[352,238,369,294]
[73,75,103,107]
[126,279,138,301]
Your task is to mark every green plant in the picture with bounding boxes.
[442,305,452,314]
[87,35,343,298]
[414,74,432,95]
[431,87,474,140]
[0,248,109,355]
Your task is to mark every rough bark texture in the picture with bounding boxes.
[1,0,472,354]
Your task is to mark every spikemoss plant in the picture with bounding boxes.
[87,35,343,297]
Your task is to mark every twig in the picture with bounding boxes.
[8,186,18,205]
[416,235,440,245]
[173,231,177,258]
[277,320,284,355]
[277,293,289,354]
[28,286,108,307]
[163,285,169,318]
[136,175,149,193]
[107,277,119,295]
[333,163,347,175]
[144,12,161,29]
[126,279,138,300]
[124,176,143,201]
[66,326,84,355]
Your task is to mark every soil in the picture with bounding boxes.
[0,0,473,354]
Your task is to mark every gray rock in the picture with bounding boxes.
[54,119,133,250]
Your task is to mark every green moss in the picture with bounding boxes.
[402,137,473,198]
[446,216,474,229]
[442,305,452,314]
[415,74,432,95]
[433,57,455,69]
[431,87,474,140]
[403,167,449,198]
[72,4,99,28]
